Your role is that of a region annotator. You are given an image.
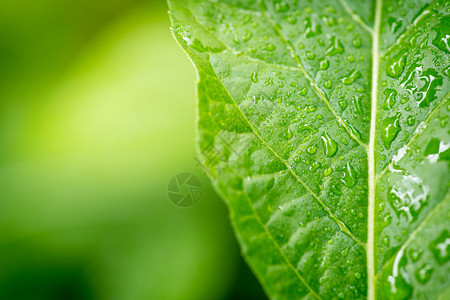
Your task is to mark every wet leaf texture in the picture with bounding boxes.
[168,0,450,299]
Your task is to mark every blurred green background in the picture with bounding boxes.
[0,0,266,299]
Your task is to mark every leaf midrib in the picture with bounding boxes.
[367,0,383,298]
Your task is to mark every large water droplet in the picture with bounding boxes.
[383,89,397,110]
[307,145,317,155]
[341,69,361,85]
[299,87,308,96]
[416,68,443,108]
[406,116,415,126]
[251,72,259,83]
[306,51,315,60]
[298,124,317,135]
[341,162,357,188]
[319,59,330,70]
[352,95,364,115]
[382,114,401,149]
[386,251,413,300]
[414,264,434,284]
[431,15,450,54]
[275,2,290,13]
[304,17,322,38]
[310,161,321,172]
[285,128,293,140]
[430,231,450,265]
[331,183,342,195]
[408,249,423,262]
[263,43,276,51]
[386,274,413,300]
[387,51,407,78]
[388,17,403,33]
[326,36,345,56]
[424,138,440,155]
[321,133,338,157]
[352,37,362,48]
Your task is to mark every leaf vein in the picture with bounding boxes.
[380,0,439,57]
[239,188,323,299]
[376,93,449,181]
[376,193,450,279]
[338,0,374,34]
[257,0,369,150]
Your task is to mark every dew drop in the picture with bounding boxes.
[341,162,357,188]
[383,89,397,110]
[307,145,317,155]
[387,51,407,78]
[306,51,316,60]
[352,37,362,48]
[429,231,450,265]
[251,72,259,83]
[431,15,450,54]
[264,43,276,51]
[324,168,333,176]
[352,95,364,115]
[386,274,412,300]
[305,17,322,38]
[338,100,347,110]
[388,17,403,33]
[326,36,345,56]
[310,161,321,172]
[286,15,297,24]
[298,124,317,135]
[341,69,361,85]
[324,80,332,89]
[406,116,415,126]
[414,264,434,284]
[305,105,318,112]
[330,183,342,195]
[416,68,443,108]
[382,114,401,150]
[286,128,293,140]
[319,59,330,70]
[299,87,308,96]
[408,249,423,262]
[275,2,290,13]
[321,133,338,157]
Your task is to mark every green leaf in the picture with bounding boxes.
[168,0,450,299]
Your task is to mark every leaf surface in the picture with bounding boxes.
[168,0,450,299]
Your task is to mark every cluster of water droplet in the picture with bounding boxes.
[174,0,450,298]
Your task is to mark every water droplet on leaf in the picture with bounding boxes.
[321,133,338,157]
[387,51,407,78]
[326,36,345,56]
[382,114,401,149]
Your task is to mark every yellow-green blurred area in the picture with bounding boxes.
[0,1,266,299]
